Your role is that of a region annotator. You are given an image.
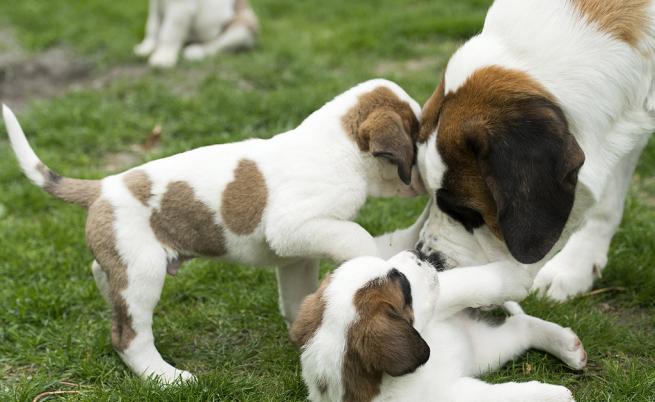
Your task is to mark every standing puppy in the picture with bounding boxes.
[417,0,655,300]
[2,79,424,384]
[292,251,586,402]
[134,0,258,68]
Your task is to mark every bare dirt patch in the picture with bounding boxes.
[0,29,149,111]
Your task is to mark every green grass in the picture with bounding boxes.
[0,0,654,400]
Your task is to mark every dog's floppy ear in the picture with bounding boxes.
[357,109,415,185]
[360,306,430,376]
[289,275,331,348]
[469,97,585,264]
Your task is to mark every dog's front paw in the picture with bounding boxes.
[548,327,588,370]
[532,260,601,302]
[524,382,575,402]
[149,49,178,68]
[134,39,157,57]
[183,44,207,61]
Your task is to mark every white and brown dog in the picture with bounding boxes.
[414,0,655,300]
[291,251,587,402]
[134,0,258,68]
[2,79,425,383]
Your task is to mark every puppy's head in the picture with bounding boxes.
[418,66,585,264]
[290,251,437,402]
[341,80,425,198]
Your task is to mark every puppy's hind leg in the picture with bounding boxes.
[87,202,193,384]
[183,12,258,61]
[276,259,319,326]
[450,378,575,402]
[462,303,586,376]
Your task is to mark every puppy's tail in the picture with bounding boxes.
[3,105,101,208]
[503,301,525,316]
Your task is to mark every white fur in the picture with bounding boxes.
[134,0,258,68]
[299,251,586,402]
[418,0,655,300]
[2,79,424,384]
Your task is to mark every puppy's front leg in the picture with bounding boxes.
[148,1,196,67]
[374,203,430,259]
[271,219,379,264]
[276,259,319,326]
[436,261,533,318]
[134,0,162,57]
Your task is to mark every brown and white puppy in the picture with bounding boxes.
[416,0,655,299]
[292,251,586,402]
[2,79,425,384]
[134,0,258,68]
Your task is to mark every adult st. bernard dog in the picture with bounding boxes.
[416,0,655,300]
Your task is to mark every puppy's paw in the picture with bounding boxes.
[183,44,207,61]
[549,328,588,370]
[134,40,156,57]
[527,383,575,402]
[149,49,178,68]
[495,263,533,303]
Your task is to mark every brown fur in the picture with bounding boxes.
[224,0,258,34]
[123,170,152,206]
[86,200,135,351]
[151,181,226,256]
[342,274,428,402]
[422,67,558,237]
[221,159,268,236]
[418,80,445,143]
[342,87,420,184]
[570,0,651,46]
[36,163,101,209]
[289,275,332,348]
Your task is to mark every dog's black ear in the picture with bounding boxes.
[473,97,585,264]
[358,109,415,185]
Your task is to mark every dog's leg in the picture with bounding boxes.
[374,203,430,259]
[270,219,379,263]
[533,143,647,301]
[134,0,162,57]
[463,305,586,375]
[450,378,575,402]
[276,259,319,326]
[183,16,257,61]
[91,260,111,305]
[148,1,196,68]
[435,261,533,319]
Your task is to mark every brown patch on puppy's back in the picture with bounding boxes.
[86,199,136,351]
[221,159,267,236]
[151,181,226,256]
[123,170,152,205]
[570,0,651,46]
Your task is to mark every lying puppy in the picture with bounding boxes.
[291,251,587,402]
[1,78,424,384]
[134,0,258,68]
[417,0,655,300]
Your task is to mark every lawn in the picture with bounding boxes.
[0,0,653,401]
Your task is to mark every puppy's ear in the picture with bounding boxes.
[289,275,331,348]
[357,306,430,376]
[470,97,585,264]
[358,109,415,185]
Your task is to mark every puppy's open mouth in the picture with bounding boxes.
[414,242,447,272]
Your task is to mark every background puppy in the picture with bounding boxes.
[134,0,258,68]
[1,78,424,383]
[417,0,655,300]
[291,251,587,402]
